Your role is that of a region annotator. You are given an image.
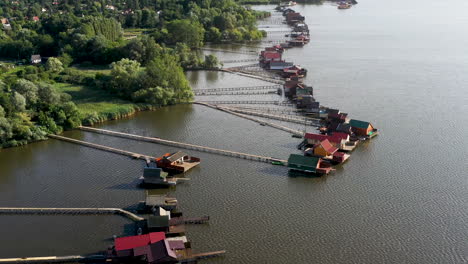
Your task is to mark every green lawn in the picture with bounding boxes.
[53,82,137,116]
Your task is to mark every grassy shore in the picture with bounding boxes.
[54,82,155,126]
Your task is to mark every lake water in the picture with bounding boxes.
[0,0,467,263]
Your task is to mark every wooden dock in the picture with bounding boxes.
[219,105,322,127]
[220,69,285,84]
[196,103,304,138]
[78,126,288,165]
[0,207,144,221]
[48,134,156,161]
[169,216,210,225]
[193,84,281,93]
[195,100,293,106]
[195,90,276,96]
[179,250,227,263]
[0,255,91,263]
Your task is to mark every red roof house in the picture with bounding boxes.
[115,232,166,251]
[304,133,346,148]
[313,139,338,157]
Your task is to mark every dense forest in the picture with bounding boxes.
[0,0,270,148]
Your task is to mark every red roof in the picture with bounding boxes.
[333,151,345,157]
[263,52,281,59]
[115,234,150,251]
[149,232,166,244]
[115,232,166,251]
[332,132,349,140]
[32,16,39,21]
[318,139,338,154]
[305,133,342,144]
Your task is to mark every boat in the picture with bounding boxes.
[338,2,352,9]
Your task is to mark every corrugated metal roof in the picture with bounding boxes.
[288,154,319,168]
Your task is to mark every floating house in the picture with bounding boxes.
[155,151,200,174]
[138,194,178,212]
[269,61,293,70]
[309,139,351,163]
[113,233,178,263]
[282,65,307,78]
[303,133,349,149]
[313,139,338,157]
[260,51,282,65]
[147,215,171,233]
[349,119,377,137]
[287,154,332,175]
[140,162,176,187]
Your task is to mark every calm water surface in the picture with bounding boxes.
[1,0,467,263]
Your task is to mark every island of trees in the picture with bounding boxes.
[0,0,270,148]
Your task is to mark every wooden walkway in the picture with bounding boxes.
[193,85,281,93]
[195,100,293,106]
[78,126,288,165]
[220,106,322,127]
[195,90,276,96]
[48,134,155,161]
[0,255,93,263]
[220,69,284,84]
[196,103,304,137]
[0,207,144,221]
[221,58,258,63]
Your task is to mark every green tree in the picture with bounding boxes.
[166,19,205,48]
[13,79,38,107]
[12,92,26,112]
[109,58,142,97]
[45,57,64,73]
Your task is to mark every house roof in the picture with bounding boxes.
[332,132,350,140]
[333,151,345,157]
[318,139,338,154]
[263,52,281,59]
[168,240,186,250]
[31,54,41,60]
[115,234,151,251]
[288,154,320,168]
[133,240,177,262]
[148,215,170,228]
[304,133,341,143]
[349,119,371,129]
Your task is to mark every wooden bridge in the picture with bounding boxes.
[193,84,281,93]
[220,69,284,84]
[221,58,258,63]
[0,207,144,222]
[196,103,304,137]
[48,134,156,161]
[199,48,258,55]
[195,90,277,96]
[219,106,322,127]
[78,126,288,165]
[195,100,293,106]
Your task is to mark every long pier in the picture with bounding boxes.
[200,48,258,55]
[220,106,322,127]
[78,126,287,164]
[196,103,304,137]
[0,207,144,221]
[48,134,155,161]
[220,69,284,84]
[195,90,276,96]
[195,100,293,106]
[193,84,281,93]
[221,58,258,63]
[0,255,97,263]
